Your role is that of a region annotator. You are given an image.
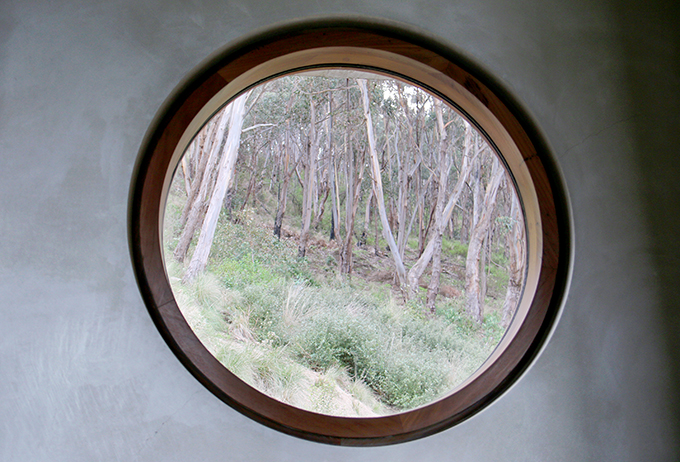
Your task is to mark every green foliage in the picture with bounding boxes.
[485,264,509,298]
[208,209,317,287]
[442,238,468,258]
[360,231,385,250]
[291,290,452,409]
[440,298,479,336]
[481,311,506,346]
[400,315,464,356]
[491,251,509,267]
[495,215,514,235]
[216,258,275,288]
[440,297,503,344]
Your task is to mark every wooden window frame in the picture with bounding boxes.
[129,22,569,446]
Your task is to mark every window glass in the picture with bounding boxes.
[162,70,526,416]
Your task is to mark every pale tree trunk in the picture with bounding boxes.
[426,100,452,313]
[392,118,410,261]
[344,79,353,236]
[180,138,196,197]
[460,192,471,244]
[273,90,299,239]
[421,198,436,257]
[464,155,504,323]
[417,173,426,257]
[311,126,329,231]
[242,135,275,213]
[183,91,251,283]
[358,78,407,287]
[400,152,431,251]
[312,183,329,230]
[480,228,490,301]
[274,126,294,239]
[344,133,353,239]
[339,131,353,273]
[501,189,526,327]
[186,139,197,185]
[388,200,398,239]
[298,95,317,258]
[471,152,483,230]
[406,122,477,298]
[329,158,339,241]
[338,81,366,275]
[339,135,365,274]
[252,146,273,211]
[174,107,231,263]
[178,117,218,231]
[240,149,259,211]
[396,158,410,259]
[312,157,321,225]
[399,160,420,260]
[396,85,424,259]
[327,91,340,241]
[360,190,371,246]
[373,195,380,256]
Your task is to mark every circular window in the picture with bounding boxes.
[131,24,567,445]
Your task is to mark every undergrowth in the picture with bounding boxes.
[164,194,507,416]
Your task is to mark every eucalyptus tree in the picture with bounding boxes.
[464,153,505,323]
[298,90,318,258]
[183,91,251,283]
[272,82,301,239]
[358,78,408,286]
[359,78,482,304]
[405,122,477,299]
[338,78,366,275]
[173,106,231,263]
[425,99,453,313]
[501,191,526,327]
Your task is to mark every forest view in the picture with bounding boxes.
[163,70,526,416]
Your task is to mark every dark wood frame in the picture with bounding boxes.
[129,21,569,446]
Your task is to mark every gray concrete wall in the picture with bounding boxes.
[1,0,678,460]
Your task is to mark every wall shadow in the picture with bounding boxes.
[611,0,680,451]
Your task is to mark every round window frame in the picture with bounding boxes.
[130,23,567,446]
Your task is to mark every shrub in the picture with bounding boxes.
[400,315,464,357]
[292,289,452,409]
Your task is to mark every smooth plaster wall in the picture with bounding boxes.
[1,0,678,460]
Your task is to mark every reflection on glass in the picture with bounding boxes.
[162,70,526,416]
